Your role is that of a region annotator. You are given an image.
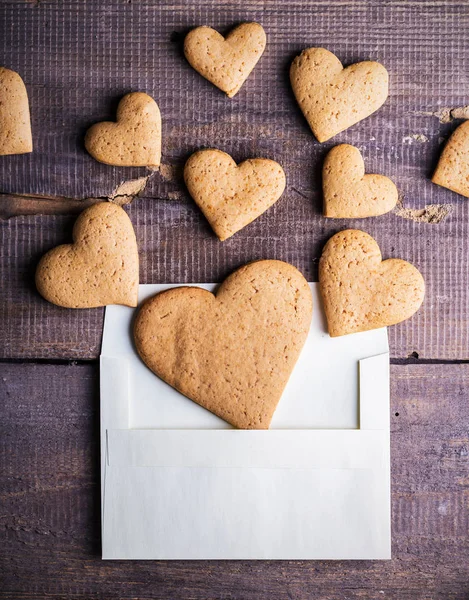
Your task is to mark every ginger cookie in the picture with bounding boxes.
[85,92,161,167]
[0,67,32,155]
[184,22,266,98]
[290,48,389,143]
[134,260,312,429]
[432,120,469,198]
[319,230,424,337]
[36,202,139,309]
[184,148,286,241]
[323,144,398,218]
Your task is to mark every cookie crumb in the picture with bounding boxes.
[416,105,469,123]
[394,203,452,224]
[450,105,469,120]
[108,176,150,206]
[159,164,181,182]
[402,134,428,144]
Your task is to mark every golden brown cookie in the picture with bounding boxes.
[323,144,398,218]
[36,202,139,308]
[290,48,389,143]
[0,67,32,155]
[184,22,266,98]
[432,120,469,198]
[134,260,312,429]
[184,148,286,241]
[319,230,424,337]
[85,92,161,167]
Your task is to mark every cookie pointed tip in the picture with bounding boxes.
[316,133,331,143]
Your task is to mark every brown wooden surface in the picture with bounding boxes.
[3,198,469,360]
[1,0,469,360]
[1,0,469,598]
[1,363,468,599]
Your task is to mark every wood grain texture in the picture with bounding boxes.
[1,197,468,360]
[0,362,468,599]
[0,0,469,360]
[0,192,102,218]
[0,1,468,596]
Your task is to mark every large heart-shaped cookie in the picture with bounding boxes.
[134,260,312,429]
[432,120,469,198]
[85,92,161,167]
[0,67,32,155]
[319,230,424,337]
[184,148,286,240]
[36,202,139,308]
[184,23,266,98]
[323,144,398,218]
[290,48,389,143]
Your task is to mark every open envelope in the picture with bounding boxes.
[100,283,391,560]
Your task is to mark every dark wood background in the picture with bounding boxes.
[1,1,468,598]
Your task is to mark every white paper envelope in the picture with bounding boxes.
[100,283,390,560]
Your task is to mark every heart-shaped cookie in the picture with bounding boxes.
[319,230,424,337]
[184,148,286,241]
[85,92,161,167]
[323,144,398,218]
[184,22,266,98]
[290,48,389,143]
[36,202,139,308]
[0,67,32,155]
[432,120,469,198]
[134,260,312,429]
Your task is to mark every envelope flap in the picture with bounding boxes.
[106,429,388,470]
[100,356,130,432]
[359,353,390,430]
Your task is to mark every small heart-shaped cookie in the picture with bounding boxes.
[319,230,424,337]
[85,92,161,167]
[36,202,139,308]
[290,48,389,143]
[0,67,32,155]
[134,260,312,429]
[184,23,266,98]
[323,144,398,218]
[432,120,469,198]
[184,148,286,241]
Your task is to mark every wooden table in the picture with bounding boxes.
[1,1,468,598]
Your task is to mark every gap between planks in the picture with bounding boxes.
[1,358,468,366]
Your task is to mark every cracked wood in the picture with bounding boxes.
[0,1,469,598]
[1,1,469,360]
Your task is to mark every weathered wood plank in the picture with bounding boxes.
[1,1,468,598]
[0,193,100,219]
[0,362,468,599]
[0,0,468,200]
[1,197,468,360]
[1,0,469,360]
